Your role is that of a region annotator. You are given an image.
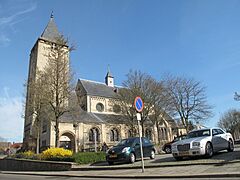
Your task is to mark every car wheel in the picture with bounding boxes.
[174,156,183,161]
[108,161,114,165]
[150,150,155,159]
[164,147,172,154]
[227,139,234,152]
[205,142,213,158]
[129,153,135,163]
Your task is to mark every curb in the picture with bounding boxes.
[2,171,240,179]
[71,160,240,171]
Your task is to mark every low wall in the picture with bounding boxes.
[0,158,73,171]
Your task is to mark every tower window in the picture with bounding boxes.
[42,120,47,133]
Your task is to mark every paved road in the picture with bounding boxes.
[79,144,240,169]
[1,174,240,180]
[1,145,240,179]
[2,161,240,179]
[0,174,95,180]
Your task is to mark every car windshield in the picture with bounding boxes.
[173,135,186,142]
[116,138,135,146]
[187,129,210,138]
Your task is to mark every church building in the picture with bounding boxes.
[23,15,179,152]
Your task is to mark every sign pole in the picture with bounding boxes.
[137,113,145,173]
[135,96,145,173]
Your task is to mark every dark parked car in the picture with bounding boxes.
[106,137,156,165]
[162,135,187,154]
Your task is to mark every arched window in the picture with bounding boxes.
[158,128,165,141]
[162,128,167,140]
[165,128,168,140]
[89,127,100,142]
[145,128,152,140]
[128,130,133,138]
[127,129,137,138]
[110,128,119,142]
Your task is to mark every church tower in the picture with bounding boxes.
[23,14,69,150]
[105,67,114,87]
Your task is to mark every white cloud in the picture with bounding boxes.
[0,34,10,47]
[0,3,37,26]
[0,87,24,142]
[0,2,37,46]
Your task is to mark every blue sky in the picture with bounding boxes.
[0,0,240,142]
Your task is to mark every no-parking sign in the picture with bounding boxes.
[134,96,144,112]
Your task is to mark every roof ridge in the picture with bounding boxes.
[89,113,104,122]
[79,78,107,86]
[79,78,123,88]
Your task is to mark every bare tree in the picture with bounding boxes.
[218,109,240,140]
[148,80,174,143]
[234,92,240,101]
[23,70,51,153]
[118,70,162,136]
[42,36,75,147]
[118,87,137,136]
[164,75,212,132]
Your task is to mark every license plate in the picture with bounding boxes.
[179,151,189,156]
[109,154,117,158]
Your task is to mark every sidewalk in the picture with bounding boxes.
[2,161,240,178]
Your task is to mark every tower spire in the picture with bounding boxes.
[40,12,61,43]
[50,11,54,19]
[105,65,114,87]
[107,64,111,75]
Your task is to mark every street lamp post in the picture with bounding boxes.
[94,129,97,152]
[73,123,78,153]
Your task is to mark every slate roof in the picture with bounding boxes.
[60,108,128,124]
[78,79,120,98]
[40,16,61,43]
[92,113,127,124]
[161,112,177,128]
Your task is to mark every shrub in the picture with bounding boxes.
[73,152,105,164]
[12,150,41,160]
[41,148,73,161]
[23,150,34,157]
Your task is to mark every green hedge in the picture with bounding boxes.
[12,150,106,164]
[73,152,106,164]
[11,151,41,160]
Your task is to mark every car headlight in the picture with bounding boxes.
[122,147,131,154]
[171,144,177,148]
[192,142,200,147]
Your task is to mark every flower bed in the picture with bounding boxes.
[12,148,106,164]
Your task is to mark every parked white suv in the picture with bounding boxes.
[171,128,234,160]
